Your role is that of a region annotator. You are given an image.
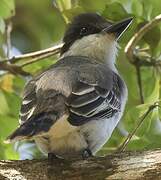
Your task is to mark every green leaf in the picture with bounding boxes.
[147,111,161,135]
[141,0,161,20]
[102,2,128,21]
[24,58,56,74]
[0,88,20,160]
[143,69,160,103]
[117,51,138,105]
[141,1,152,21]
[124,104,155,137]
[0,0,15,19]
[0,89,21,117]
[143,25,161,53]
[0,90,20,160]
[144,134,161,149]
[0,17,5,34]
[0,91,9,115]
[0,141,5,159]
[145,77,160,103]
[137,21,161,51]
[62,6,85,22]
[4,144,19,160]
[0,115,18,139]
[151,3,161,18]
[55,0,72,11]
[126,137,149,150]
[131,0,143,17]
[12,76,25,94]
[3,91,21,117]
[0,114,19,160]
[79,0,107,13]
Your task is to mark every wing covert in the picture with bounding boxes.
[66,71,124,126]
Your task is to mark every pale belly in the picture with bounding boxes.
[35,113,121,157]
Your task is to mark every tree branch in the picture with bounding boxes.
[136,59,161,67]
[125,14,161,64]
[0,44,63,76]
[1,149,161,179]
[0,61,30,76]
[125,14,161,104]
[7,43,63,64]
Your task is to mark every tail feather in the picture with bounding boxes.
[4,129,28,144]
[5,111,58,143]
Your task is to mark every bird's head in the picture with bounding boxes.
[61,13,132,67]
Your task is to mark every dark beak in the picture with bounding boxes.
[102,17,133,40]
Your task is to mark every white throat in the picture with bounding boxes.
[61,33,118,71]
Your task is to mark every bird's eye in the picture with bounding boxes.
[80,27,88,35]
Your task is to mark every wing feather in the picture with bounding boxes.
[67,72,124,126]
[6,56,126,142]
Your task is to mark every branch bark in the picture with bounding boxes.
[0,44,63,76]
[125,14,161,64]
[1,149,161,180]
[0,61,30,76]
[5,44,63,64]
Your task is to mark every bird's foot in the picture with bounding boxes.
[82,148,93,159]
[48,153,65,164]
[48,153,59,161]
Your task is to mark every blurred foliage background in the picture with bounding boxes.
[0,0,161,160]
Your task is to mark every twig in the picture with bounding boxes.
[125,14,161,63]
[3,43,63,64]
[20,47,60,67]
[0,43,62,76]
[0,42,63,75]
[117,102,159,152]
[137,59,161,67]
[135,63,144,104]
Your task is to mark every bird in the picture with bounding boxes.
[6,13,132,159]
